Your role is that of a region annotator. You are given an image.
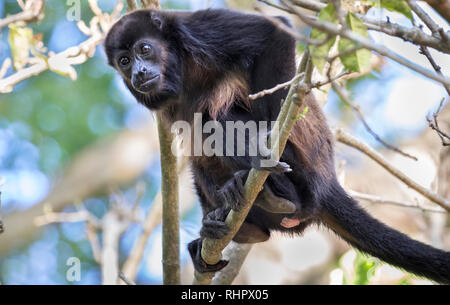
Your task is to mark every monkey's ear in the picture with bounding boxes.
[150,11,164,31]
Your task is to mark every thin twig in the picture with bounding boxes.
[427,98,450,146]
[420,46,450,96]
[310,70,350,89]
[332,82,418,161]
[249,73,305,100]
[86,223,102,264]
[334,128,450,211]
[255,6,331,46]
[349,190,446,213]
[407,0,447,39]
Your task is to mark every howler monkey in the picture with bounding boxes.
[104,9,450,284]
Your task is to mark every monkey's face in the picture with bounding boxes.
[104,10,182,110]
[114,38,163,94]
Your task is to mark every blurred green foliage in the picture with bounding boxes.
[0,0,189,284]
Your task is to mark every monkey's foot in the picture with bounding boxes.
[200,208,230,239]
[188,238,229,273]
[280,217,301,228]
[218,170,247,211]
[254,186,297,214]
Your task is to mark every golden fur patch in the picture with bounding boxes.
[204,73,249,120]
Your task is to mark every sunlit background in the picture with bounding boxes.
[0,0,448,284]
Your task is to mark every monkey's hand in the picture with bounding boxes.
[200,208,230,239]
[188,238,229,273]
[217,170,247,211]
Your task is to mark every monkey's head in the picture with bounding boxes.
[104,10,182,110]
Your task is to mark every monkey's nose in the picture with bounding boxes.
[138,67,147,75]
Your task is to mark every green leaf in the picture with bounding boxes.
[353,252,378,285]
[309,3,337,73]
[295,106,309,121]
[8,23,33,70]
[362,0,413,21]
[338,13,372,73]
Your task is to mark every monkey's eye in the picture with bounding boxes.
[141,44,152,55]
[119,56,130,67]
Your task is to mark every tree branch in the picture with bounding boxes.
[348,190,446,213]
[0,193,4,235]
[278,0,450,86]
[426,98,450,146]
[126,0,138,11]
[334,128,450,211]
[248,72,304,100]
[286,0,450,54]
[0,0,123,93]
[0,0,45,30]
[156,112,181,285]
[211,242,253,285]
[407,0,448,40]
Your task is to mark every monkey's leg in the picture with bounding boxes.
[254,185,297,214]
[232,222,270,243]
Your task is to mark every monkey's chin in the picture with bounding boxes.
[133,75,161,94]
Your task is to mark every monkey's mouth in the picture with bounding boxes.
[134,74,160,93]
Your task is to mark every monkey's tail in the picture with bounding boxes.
[319,179,450,284]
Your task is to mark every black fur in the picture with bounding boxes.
[105,8,450,284]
